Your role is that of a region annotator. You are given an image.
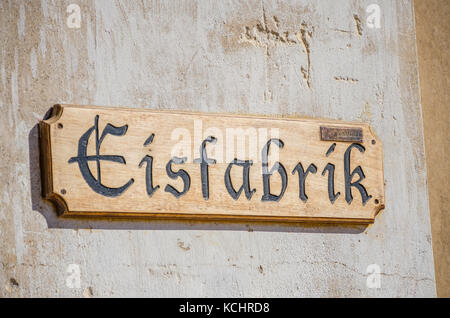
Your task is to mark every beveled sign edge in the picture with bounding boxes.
[39,104,68,215]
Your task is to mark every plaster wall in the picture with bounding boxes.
[0,0,435,297]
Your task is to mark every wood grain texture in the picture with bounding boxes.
[40,104,384,223]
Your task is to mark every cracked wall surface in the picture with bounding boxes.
[0,0,436,297]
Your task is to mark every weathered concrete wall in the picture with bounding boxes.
[0,0,435,297]
[414,0,450,298]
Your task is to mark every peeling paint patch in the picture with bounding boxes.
[83,286,93,298]
[177,239,191,251]
[353,14,363,36]
[296,23,313,89]
[334,76,359,83]
[239,9,298,56]
[5,278,19,293]
[359,102,372,122]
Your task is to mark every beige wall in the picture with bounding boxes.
[0,0,436,297]
[414,0,450,297]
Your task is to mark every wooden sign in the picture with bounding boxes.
[39,104,385,224]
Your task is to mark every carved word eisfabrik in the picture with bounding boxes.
[68,115,372,205]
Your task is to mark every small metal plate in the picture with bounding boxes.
[320,126,363,142]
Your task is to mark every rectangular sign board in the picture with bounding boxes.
[40,104,385,224]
